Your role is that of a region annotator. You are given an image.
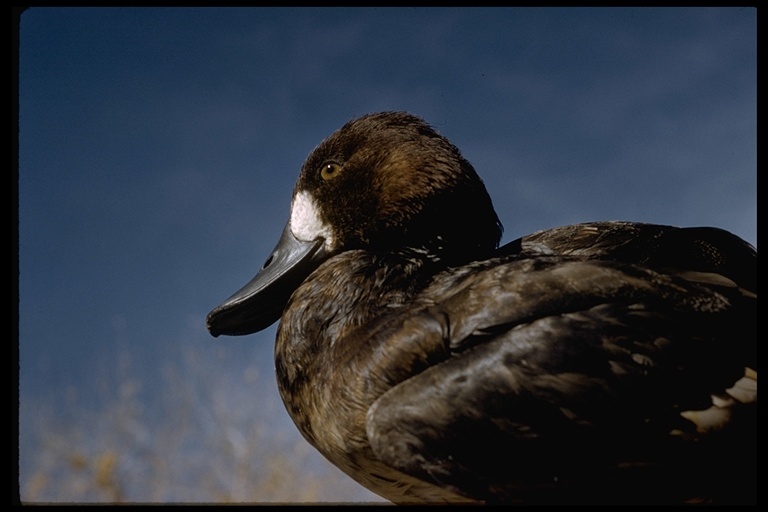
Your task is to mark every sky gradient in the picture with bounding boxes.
[17,7,756,503]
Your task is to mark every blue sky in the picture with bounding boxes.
[17,7,756,503]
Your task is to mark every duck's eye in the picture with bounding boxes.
[320,162,342,181]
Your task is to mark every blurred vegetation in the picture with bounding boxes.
[18,343,387,504]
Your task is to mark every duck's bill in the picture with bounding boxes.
[206,222,328,337]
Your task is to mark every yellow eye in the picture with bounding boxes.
[320,162,342,181]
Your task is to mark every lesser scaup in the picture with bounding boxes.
[207,112,756,504]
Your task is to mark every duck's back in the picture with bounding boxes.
[360,221,755,504]
[504,221,756,290]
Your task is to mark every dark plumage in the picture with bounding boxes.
[207,112,756,504]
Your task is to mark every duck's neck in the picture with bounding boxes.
[273,247,478,503]
[274,249,438,443]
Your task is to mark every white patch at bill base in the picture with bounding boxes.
[290,190,335,248]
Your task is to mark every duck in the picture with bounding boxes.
[206,111,756,505]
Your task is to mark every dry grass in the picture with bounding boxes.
[18,343,387,504]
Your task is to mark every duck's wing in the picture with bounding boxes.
[364,224,756,504]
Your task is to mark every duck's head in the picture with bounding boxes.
[207,111,502,337]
